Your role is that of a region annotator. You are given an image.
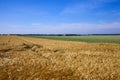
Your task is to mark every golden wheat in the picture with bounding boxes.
[0,36,120,80]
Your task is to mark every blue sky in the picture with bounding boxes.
[0,0,120,34]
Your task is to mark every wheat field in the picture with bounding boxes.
[0,36,120,80]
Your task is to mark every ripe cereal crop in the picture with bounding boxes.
[0,36,120,80]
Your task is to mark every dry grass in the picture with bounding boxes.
[0,36,120,80]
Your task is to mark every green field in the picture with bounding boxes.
[28,36,120,44]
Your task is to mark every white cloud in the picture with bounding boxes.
[1,22,120,34]
[61,0,117,15]
[61,3,95,15]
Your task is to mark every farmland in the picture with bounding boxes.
[29,35,120,43]
[0,36,120,80]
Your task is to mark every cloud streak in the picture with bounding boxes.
[0,22,120,34]
[61,0,118,15]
